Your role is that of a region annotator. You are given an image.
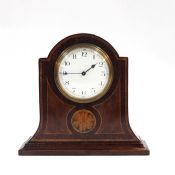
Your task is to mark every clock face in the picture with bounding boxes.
[54,44,113,103]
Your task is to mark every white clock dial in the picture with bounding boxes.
[54,44,113,103]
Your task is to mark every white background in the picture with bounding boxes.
[0,0,175,174]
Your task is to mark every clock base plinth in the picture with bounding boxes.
[18,138,149,156]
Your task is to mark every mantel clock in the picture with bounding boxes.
[19,33,149,155]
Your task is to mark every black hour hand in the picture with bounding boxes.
[82,63,97,75]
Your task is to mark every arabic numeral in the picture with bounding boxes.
[101,71,106,76]
[65,81,69,85]
[91,88,96,93]
[72,88,76,93]
[73,54,76,59]
[64,61,70,66]
[82,52,87,57]
[63,71,67,75]
[99,62,104,67]
[81,91,86,95]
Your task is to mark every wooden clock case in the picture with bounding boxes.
[19,33,149,155]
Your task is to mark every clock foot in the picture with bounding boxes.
[18,138,149,156]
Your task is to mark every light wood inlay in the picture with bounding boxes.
[71,110,96,133]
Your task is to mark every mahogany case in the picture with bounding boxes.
[18,33,149,155]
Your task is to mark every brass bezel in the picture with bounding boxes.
[54,43,114,103]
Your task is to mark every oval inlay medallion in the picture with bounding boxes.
[71,109,96,133]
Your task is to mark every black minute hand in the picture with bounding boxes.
[60,71,82,75]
